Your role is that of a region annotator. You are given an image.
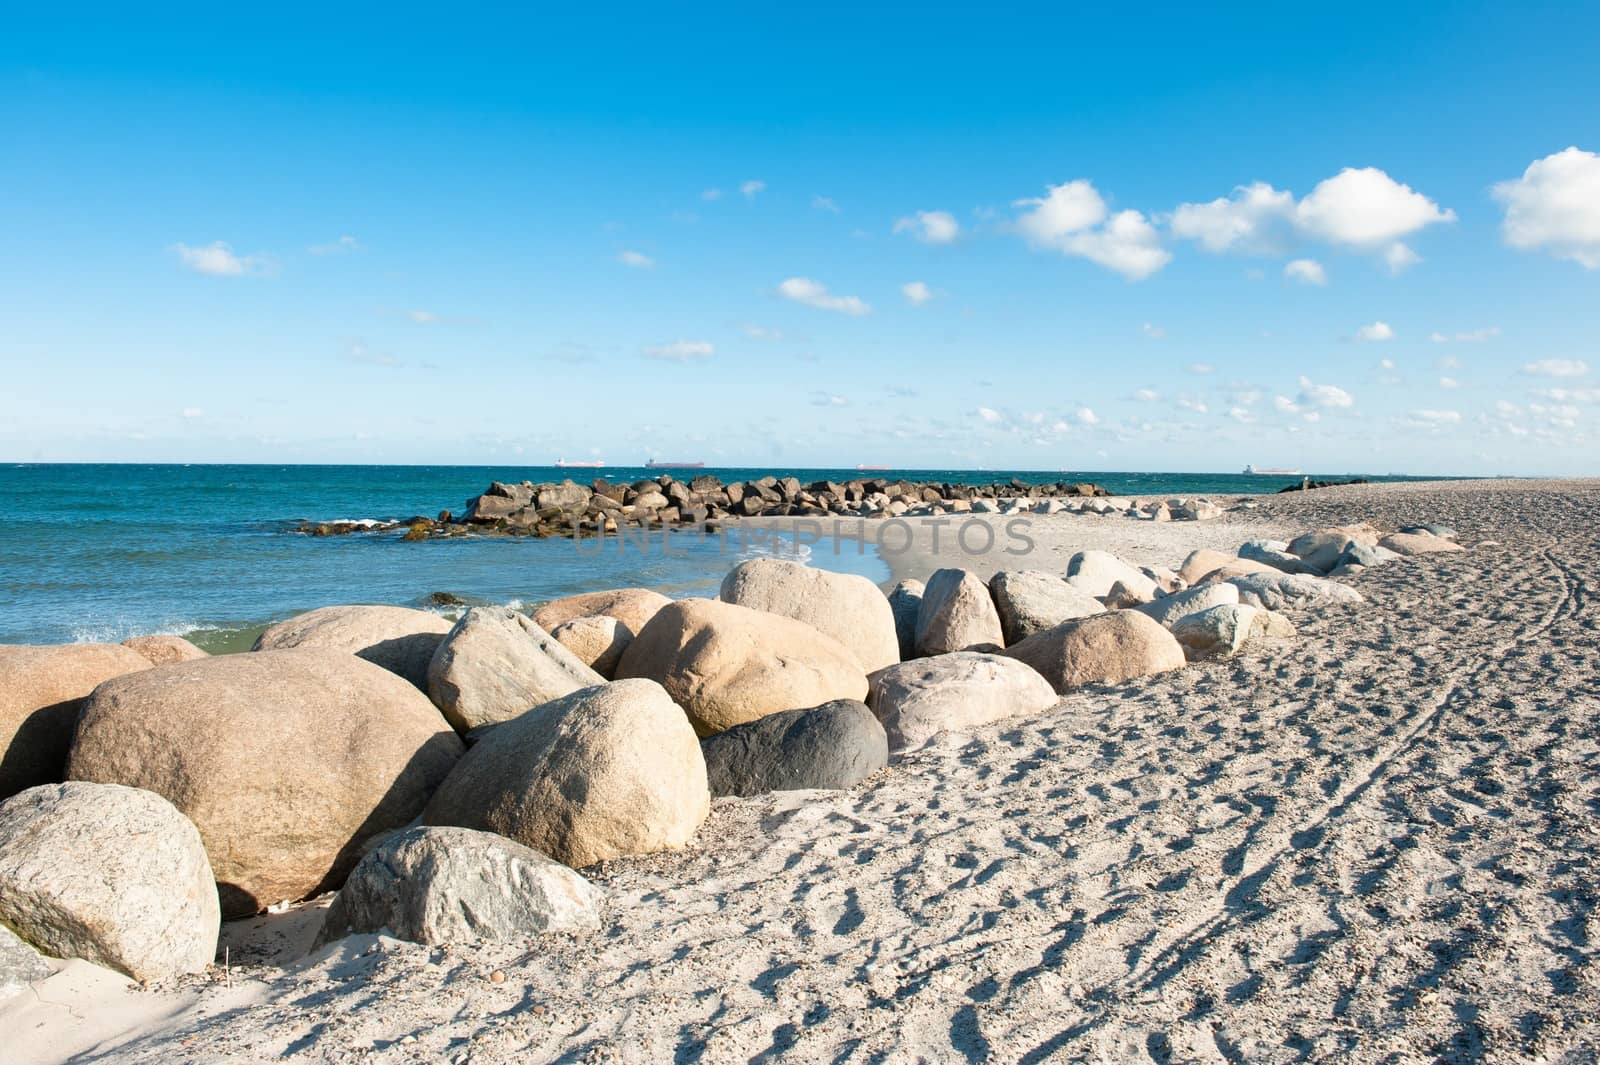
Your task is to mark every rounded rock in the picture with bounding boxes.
[253,605,452,689]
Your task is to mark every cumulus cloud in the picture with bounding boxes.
[1492,147,1600,268]
[1355,321,1394,342]
[171,240,269,277]
[407,310,439,324]
[1012,180,1170,280]
[1284,258,1327,285]
[1176,396,1209,414]
[1432,327,1500,343]
[976,406,1003,423]
[1384,242,1422,273]
[812,195,840,213]
[1133,388,1160,402]
[894,210,960,244]
[643,340,715,362]
[1296,376,1354,409]
[1170,182,1296,253]
[1405,409,1462,428]
[701,188,723,202]
[618,250,654,269]
[1522,359,1590,378]
[1075,406,1099,426]
[744,324,783,341]
[901,281,933,306]
[740,179,766,199]
[1141,322,1166,338]
[811,391,848,407]
[1439,376,1460,389]
[180,407,204,419]
[1187,362,1215,374]
[308,235,360,255]
[777,277,870,316]
[1273,395,1300,414]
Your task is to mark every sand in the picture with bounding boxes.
[9,477,1600,1064]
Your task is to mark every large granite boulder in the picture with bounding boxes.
[988,570,1105,645]
[1285,525,1381,573]
[317,826,601,947]
[1178,549,1279,585]
[529,588,672,635]
[1134,583,1240,629]
[1171,604,1260,660]
[68,650,463,918]
[1379,531,1466,556]
[615,599,868,735]
[549,615,633,679]
[0,924,51,1001]
[719,559,900,672]
[886,579,924,661]
[1226,572,1365,611]
[915,569,1004,656]
[1237,540,1324,576]
[1001,611,1186,693]
[0,782,219,982]
[0,643,152,799]
[700,700,887,797]
[426,607,603,733]
[1065,551,1159,601]
[253,605,452,689]
[868,652,1059,752]
[424,680,708,868]
[121,635,208,667]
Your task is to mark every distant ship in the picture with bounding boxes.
[1244,464,1301,475]
[645,459,705,469]
[555,458,605,469]
[856,464,891,471]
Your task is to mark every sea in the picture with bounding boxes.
[0,464,1443,650]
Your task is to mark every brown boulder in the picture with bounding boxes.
[67,650,463,917]
[615,599,868,736]
[121,635,208,667]
[253,605,452,689]
[549,615,633,679]
[1001,611,1186,693]
[529,588,673,635]
[719,558,900,672]
[0,644,151,799]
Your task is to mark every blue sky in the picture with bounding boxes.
[2,4,1597,473]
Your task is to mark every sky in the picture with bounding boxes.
[1,3,1597,474]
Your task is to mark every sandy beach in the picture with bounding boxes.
[8,477,1600,1064]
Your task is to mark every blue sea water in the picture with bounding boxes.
[0,464,1439,649]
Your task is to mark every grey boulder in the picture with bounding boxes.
[1,924,51,1001]
[988,570,1105,645]
[1237,540,1324,576]
[317,826,601,947]
[915,569,1004,656]
[427,607,604,733]
[1171,604,1260,660]
[886,579,924,661]
[1133,583,1240,628]
[868,652,1058,752]
[1227,572,1365,611]
[700,700,887,798]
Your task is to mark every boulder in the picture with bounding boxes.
[317,826,601,947]
[1226,572,1365,611]
[121,635,208,667]
[1001,611,1186,693]
[426,607,603,733]
[1103,580,1152,609]
[529,588,673,635]
[253,605,452,689]
[1250,610,1298,640]
[719,559,900,672]
[1331,541,1402,575]
[1,924,51,1001]
[868,652,1058,752]
[989,570,1105,645]
[1399,524,1458,540]
[1065,550,1160,601]
[424,680,708,868]
[1238,540,1324,576]
[700,700,887,797]
[1171,604,1260,660]
[1134,583,1241,628]
[0,782,219,982]
[549,615,633,679]
[615,599,868,735]
[0,643,152,799]
[886,579,924,662]
[1178,549,1278,585]
[915,569,1004,656]
[1379,531,1466,556]
[1286,525,1381,573]
[68,650,463,918]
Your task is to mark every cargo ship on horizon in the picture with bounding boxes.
[1243,464,1302,475]
[645,459,706,469]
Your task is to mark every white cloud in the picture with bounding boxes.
[1273,395,1300,414]
[1296,376,1354,409]
[407,310,438,324]
[1141,322,1166,338]
[180,407,204,419]
[1295,167,1455,247]
[1437,355,1460,369]
[1355,321,1394,342]
[1075,406,1099,426]
[308,235,360,255]
[643,340,715,362]
[701,188,723,202]
[1439,376,1460,389]
[1170,182,1296,253]
[1187,362,1215,374]
[1133,388,1160,402]
[1522,359,1590,378]
[1409,409,1462,425]
[1492,147,1600,268]
[171,240,268,277]
[812,195,840,213]
[1284,258,1327,285]
[740,179,766,199]
[1530,387,1600,403]
[901,281,933,306]
[1176,396,1209,414]
[811,391,848,407]
[893,210,960,244]
[618,250,654,269]
[776,277,870,316]
[1012,181,1170,280]
[1384,242,1421,273]
[1228,406,1258,423]
[976,406,1003,423]
[1379,358,1396,370]
[743,325,783,341]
